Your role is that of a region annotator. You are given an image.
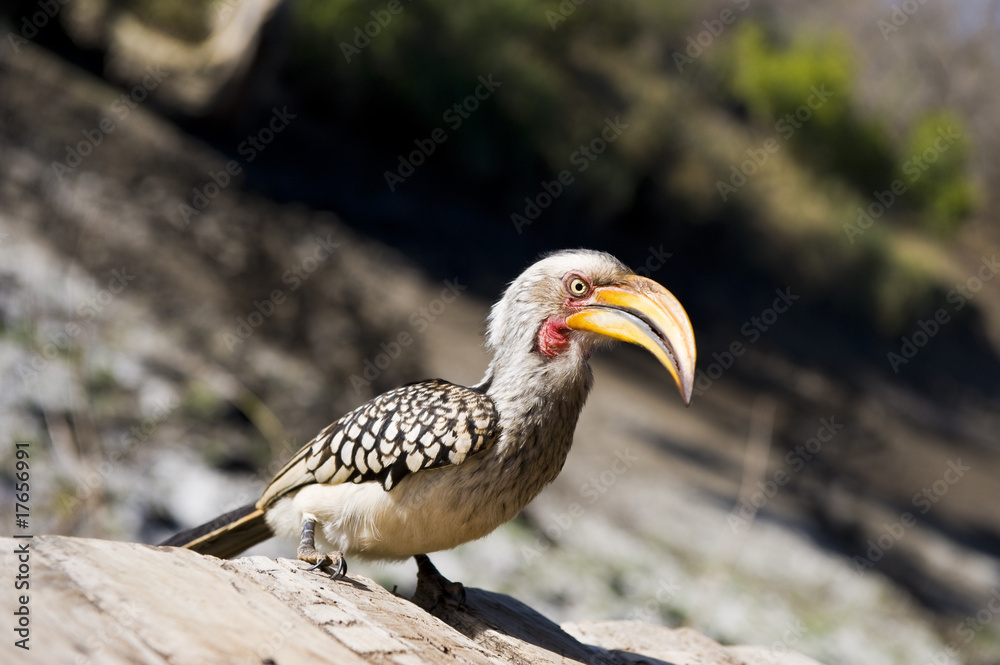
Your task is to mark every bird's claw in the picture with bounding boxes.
[297,516,347,579]
[298,547,348,579]
[329,556,348,579]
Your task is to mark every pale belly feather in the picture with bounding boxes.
[263,457,518,561]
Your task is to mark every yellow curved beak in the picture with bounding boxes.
[565,275,697,405]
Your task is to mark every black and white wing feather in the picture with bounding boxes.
[258,379,499,508]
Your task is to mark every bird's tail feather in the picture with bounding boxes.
[159,503,273,559]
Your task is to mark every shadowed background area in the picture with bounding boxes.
[1,1,999,663]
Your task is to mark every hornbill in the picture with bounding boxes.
[161,249,696,606]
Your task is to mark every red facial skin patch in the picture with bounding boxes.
[537,317,571,358]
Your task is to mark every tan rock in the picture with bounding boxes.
[3,535,826,665]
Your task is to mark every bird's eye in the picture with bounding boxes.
[567,276,590,297]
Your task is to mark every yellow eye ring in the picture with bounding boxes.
[568,277,590,297]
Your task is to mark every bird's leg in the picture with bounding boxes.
[297,516,347,579]
[412,553,465,612]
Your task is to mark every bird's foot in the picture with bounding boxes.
[297,516,347,579]
[412,554,465,613]
[297,544,348,578]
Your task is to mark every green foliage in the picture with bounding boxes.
[716,21,978,239]
[287,0,692,191]
[283,2,981,336]
[290,0,556,173]
[899,111,979,236]
[717,21,896,194]
[725,22,852,122]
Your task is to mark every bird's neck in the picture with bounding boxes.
[476,345,594,491]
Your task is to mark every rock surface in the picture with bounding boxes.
[3,535,823,665]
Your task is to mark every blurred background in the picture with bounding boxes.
[1,0,999,663]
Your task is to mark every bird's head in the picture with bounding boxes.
[486,249,697,405]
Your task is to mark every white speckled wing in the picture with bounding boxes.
[258,380,499,508]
